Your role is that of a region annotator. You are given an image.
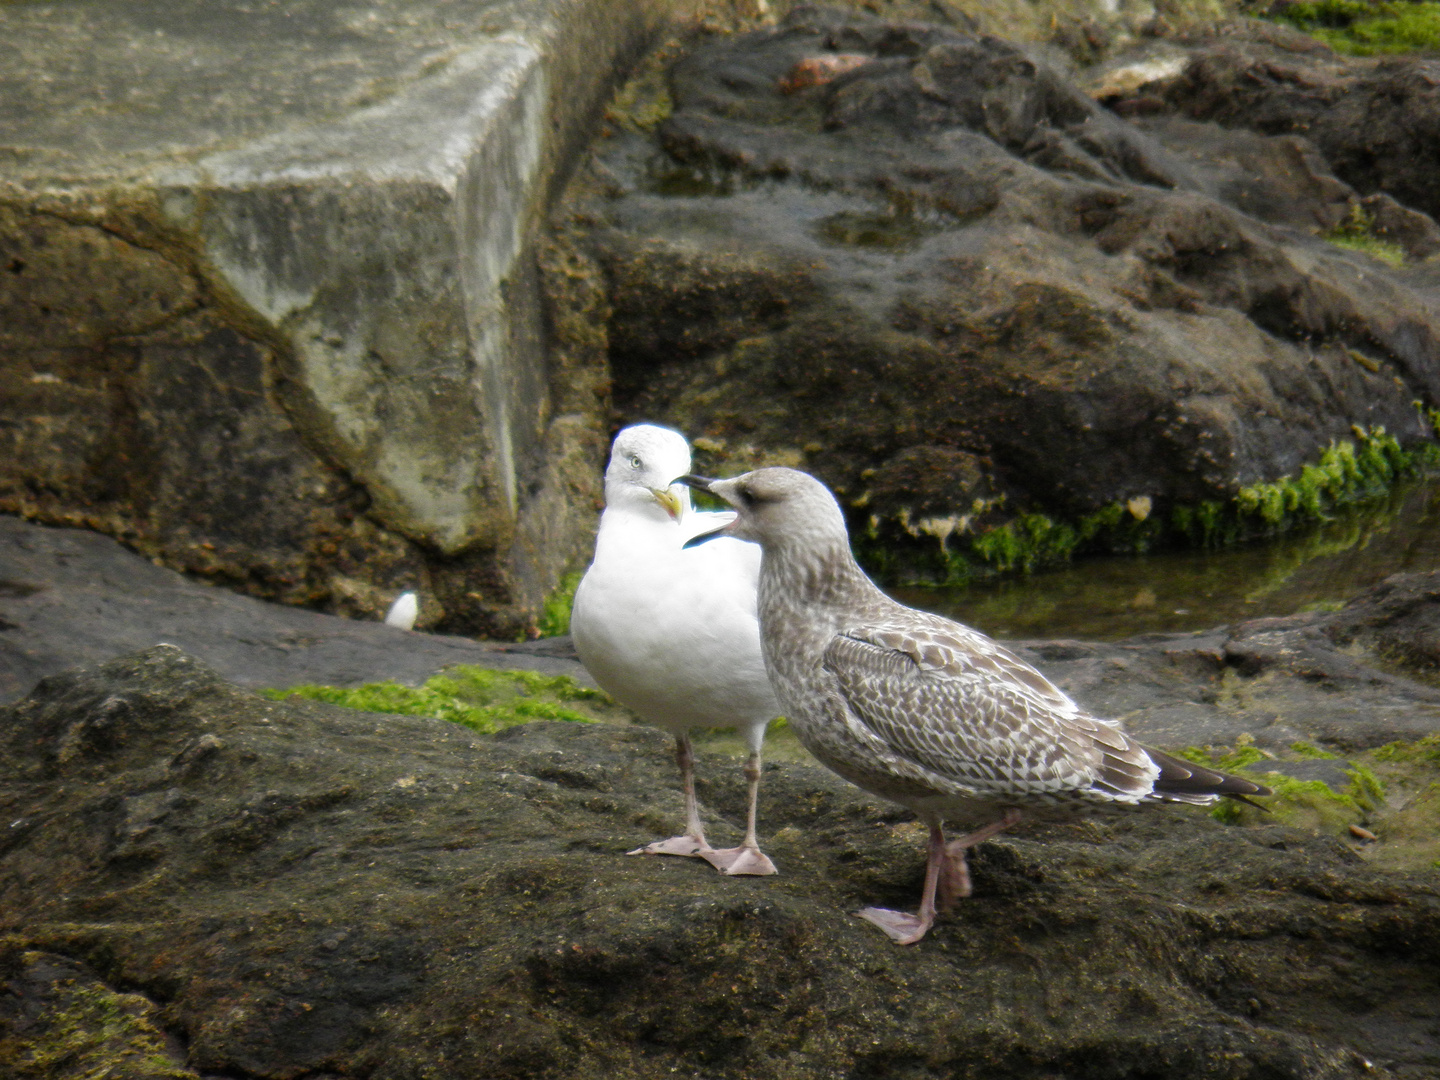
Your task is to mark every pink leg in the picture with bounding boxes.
[628,734,715,859]
[703,750,778,876]
[937,809,1022,912]
[856,821,947,945]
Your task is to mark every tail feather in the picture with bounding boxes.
[1144,745,1272,801]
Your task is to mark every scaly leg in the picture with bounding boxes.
[628,734,715,859]
[703,750,778,876]
[856,821,946,945]
[937,808,1022,911]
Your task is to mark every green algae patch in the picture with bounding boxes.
[1176,745,1378,832]
[537,570,583,638]
[0,949,196,1080]
[1214,426,1416,538]
[1178,736,1440,870]
[603,34,684,132]
[1372,732,1440,765]
[1423,404,1440,440]
[970,513,1082,575]
[1290,741,1339,759]
[858,426,1437,587]
[264,665,631,733]
[1265,0,1440,54]
[1323,203,1407,266]
[1354,737,1440,869]
[1364,781,1440,870]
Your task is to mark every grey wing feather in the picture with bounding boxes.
[822,621,1160,801]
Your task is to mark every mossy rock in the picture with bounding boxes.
[0,948,195,1080]
[8,646,1440,1077]
[1181,736,1440,870]
[263,664,634,732]
[1262,0,1440,54]
[856,426,1438,587]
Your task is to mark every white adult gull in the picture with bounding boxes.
[682,467,1270,941]
[570,424,781,876]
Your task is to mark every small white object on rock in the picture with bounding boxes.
[1085,49,1190,100]
[384,592,419,630]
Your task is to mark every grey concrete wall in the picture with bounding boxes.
[0,0,670,635]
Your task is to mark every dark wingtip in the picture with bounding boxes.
[1226,793,1273,813]
[1145,746,1274,799]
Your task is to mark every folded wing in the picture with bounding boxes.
[822,621,1160,802]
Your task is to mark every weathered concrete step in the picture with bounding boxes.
[0,0,672,636]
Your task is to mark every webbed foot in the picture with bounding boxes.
[627,835,712,858]
[704,845,778,876]
[856,906,934,945]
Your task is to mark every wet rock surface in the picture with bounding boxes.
[1131,21,1440,224]
[566,7,1440,529]
[2,644,1439,1079]
[0,513,591,707]
[1325,570,1440,680]
[1004,571,1440,756]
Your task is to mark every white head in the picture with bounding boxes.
[604,424,695,522]
[687,467,850,553]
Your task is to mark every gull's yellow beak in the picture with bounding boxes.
[650,486,683,521]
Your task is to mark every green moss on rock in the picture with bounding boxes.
[264,665,629,732]
[859,425,1436,586]
[1264,0,1440,54]
[538,570,584,638]
[1178,745,1378,832]
[1290,741,1339,759]
[0,949,196,1080]
[1323,202,1408,265]
[1422,403,1440,440]
[1174,735,1440,871]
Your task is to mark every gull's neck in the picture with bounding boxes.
[592,501,679,562]
[756,531,889,664]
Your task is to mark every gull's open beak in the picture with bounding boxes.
[650,486,683,521]
[682,519,732,548]
[679,475,732,549]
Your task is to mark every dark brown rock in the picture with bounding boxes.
[1149,23,1440,223]
[1324,570,1440,680]
[0,513,592,707]
[1013,571,1440,753]
[865,444,993,520]
[568,8,1440,532]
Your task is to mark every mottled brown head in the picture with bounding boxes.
[683,467,850,554]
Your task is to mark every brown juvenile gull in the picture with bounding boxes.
[571,425,780,876]
[683,467,1270,942]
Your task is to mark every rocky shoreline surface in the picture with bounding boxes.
[3,524,1440,1075]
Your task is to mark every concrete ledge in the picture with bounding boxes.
[0,0,670,632]
[177,38,549,552]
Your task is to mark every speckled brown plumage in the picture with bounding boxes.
[686,466,1270,944]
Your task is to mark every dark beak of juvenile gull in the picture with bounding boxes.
[679,475,733,548]
[679,474,718,492]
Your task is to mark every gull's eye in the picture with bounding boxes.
[628,454,643,470]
